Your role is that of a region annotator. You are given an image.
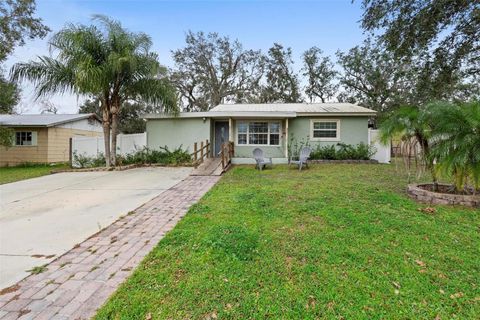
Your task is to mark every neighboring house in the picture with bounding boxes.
[0,114,102,166]
[145,103,376,163]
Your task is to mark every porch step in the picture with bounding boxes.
[190,158,224,176]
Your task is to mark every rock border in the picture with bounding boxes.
[51,162,194,173]
[309,159,379,164]
[407,183,480,208]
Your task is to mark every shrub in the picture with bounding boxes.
[73,152,106,168]
[116,146,191,166]
[310,142,375,160]
[73,146,192,168]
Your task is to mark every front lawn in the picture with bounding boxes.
[96,164,479,319]
[0,163,69,184]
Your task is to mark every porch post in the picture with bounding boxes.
[285,118,289,158]
[228,118,233,142]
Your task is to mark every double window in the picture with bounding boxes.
[237,121,280,146]
[15,131,37,146]
[311,120,340,141]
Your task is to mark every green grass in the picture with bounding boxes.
[95,164,479,319]
[0,163,69,184]
[27,264,48,275]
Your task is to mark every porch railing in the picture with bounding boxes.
[192,139,210,168]
[219,141,234,170]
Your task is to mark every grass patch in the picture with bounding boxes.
[95,163,479,319]
[27,265,48,275]
[0,163,69,184]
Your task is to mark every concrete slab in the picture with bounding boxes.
[0,167,192,289]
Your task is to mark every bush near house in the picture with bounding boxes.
[73,146,192,168]
[117,146,191,166]
[310,142,375,160]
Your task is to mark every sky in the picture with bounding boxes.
[5,0,367,114]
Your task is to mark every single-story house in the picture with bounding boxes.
[145,103,376,163]
[0,114,102,166]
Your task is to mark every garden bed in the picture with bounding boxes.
[309,159,378,164]
[408,183,480,208]
[52,162,193,173]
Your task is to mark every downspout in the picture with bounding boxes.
[285,118,289,159]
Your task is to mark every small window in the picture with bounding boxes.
[237,121,281,146]
[269,122,280,145]
[237,122,248,145]
[311,120,340,141]
[15,131,36,146]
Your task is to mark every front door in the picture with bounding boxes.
[214,121,229,157]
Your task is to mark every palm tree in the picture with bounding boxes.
[379,104,438,189]
[11,15,177,166]
[430,101,480,193]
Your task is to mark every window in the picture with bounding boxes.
[15,131,37,146]
[237,121,281,146]
[311,120,340,141]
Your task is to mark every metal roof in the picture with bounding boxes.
[211,103,376,114]
[144,111,297,119]
[144,103,376,120]
[0,114,100,127]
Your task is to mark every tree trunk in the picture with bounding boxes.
[110,97,120,166]
[102,106,111,167]
[111,111,119,166]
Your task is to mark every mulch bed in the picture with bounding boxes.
[309,159,379,164]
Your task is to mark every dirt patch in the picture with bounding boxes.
[0,284,20,296]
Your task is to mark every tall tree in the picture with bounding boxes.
[360,0,480,75]
[0,0,50,61]
[0,0,49,114]
[171,31,263,111]
[337,40,477,113]
[336,41,406,112]
[0,71,20,113]
[261,43,301,103]
[11,15,177,166]
[302,47,338,103]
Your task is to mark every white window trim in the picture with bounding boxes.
[13,131,38,147]
[310,119,341,142]
[236,120,282,146]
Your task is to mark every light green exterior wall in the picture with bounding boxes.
[145,116,369,158]
[288,116,369,148]
[146,118,210,153]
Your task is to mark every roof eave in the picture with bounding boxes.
[296,112,377,117]
[46,113,101,127]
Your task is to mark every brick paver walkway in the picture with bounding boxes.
[0,176,220,320]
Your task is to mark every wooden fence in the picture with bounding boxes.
[191,139,210,168]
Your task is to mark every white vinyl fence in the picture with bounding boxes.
[71,133,146,167]
[368,129,391,163]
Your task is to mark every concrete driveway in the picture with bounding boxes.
[0,167,192,289]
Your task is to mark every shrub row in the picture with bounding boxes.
[310,142,376,160]
[73,146,191,168]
